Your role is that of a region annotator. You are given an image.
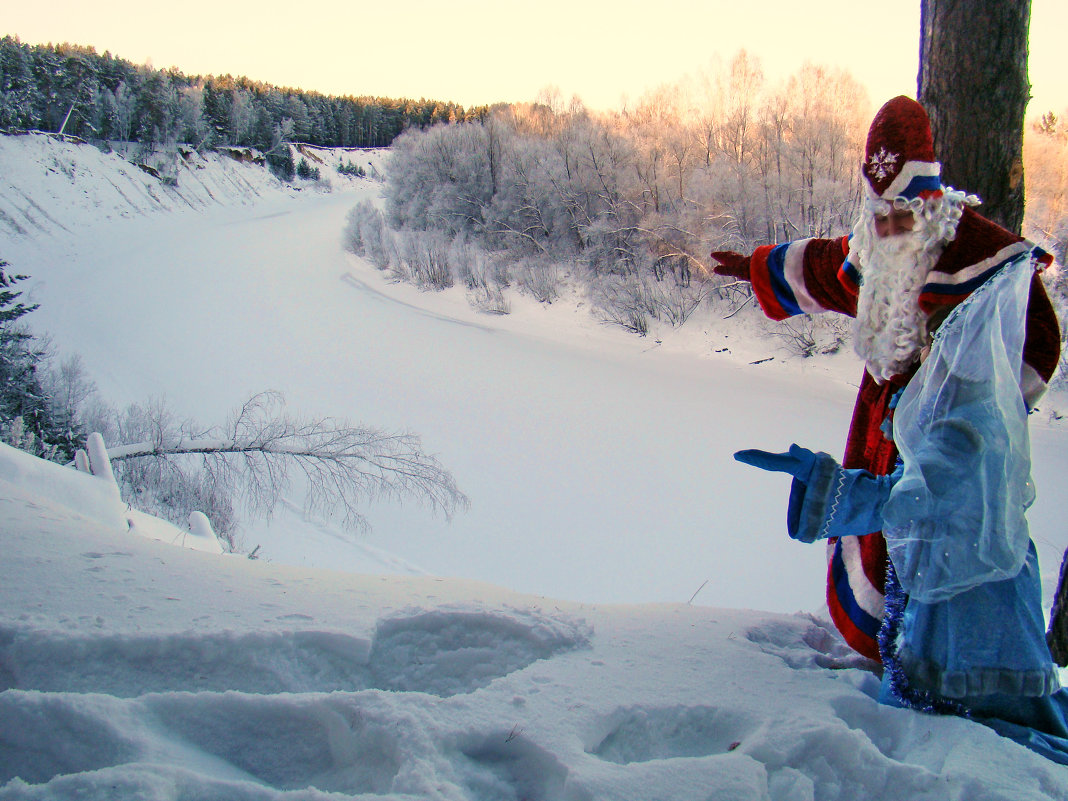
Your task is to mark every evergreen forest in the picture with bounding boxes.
[0,36,486,151]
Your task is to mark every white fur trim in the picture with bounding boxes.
[924,242,1032,288]
[839,535,885,620]
[783,239,825,314]
[881,159,941,200]
[1021,362,1048,410]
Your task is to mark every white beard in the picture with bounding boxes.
[852,229,937,383]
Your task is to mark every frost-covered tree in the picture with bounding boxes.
[177,85,208,145]
[112,80,135,143]
[40,354,96,460]
[387,122,494,234]
[95,391,467,545]
[228,88,254,145]
[268,116,295,155]
[1025,114,1068,266]
[345,201,394,269]
[372,54,872,334]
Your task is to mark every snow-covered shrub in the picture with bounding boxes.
[651,279,707,327]
[1,416,56,460]
[449,233,480,290]
[587,269,709,335]
[517,259,563,304]
[85,398,238,548]
[590,274,658,336]
[394,229,454,290]
[469,282,511,315]
[119,454,238,549]
[345,201,394,270]
[763,315,850,358]
[449,235,512,314]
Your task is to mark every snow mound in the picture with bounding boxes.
[368,607,591,697]
[0,607,588,699]
[0,440,125,531]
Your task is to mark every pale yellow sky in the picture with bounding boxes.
[5,1,1066,116]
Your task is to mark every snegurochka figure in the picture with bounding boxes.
[715,96,1068,763]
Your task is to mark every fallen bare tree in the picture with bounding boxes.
[97,391,467,546]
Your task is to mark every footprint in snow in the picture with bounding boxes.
[588,705,759,764]
[368,608,591,697]
[745,614,880,673]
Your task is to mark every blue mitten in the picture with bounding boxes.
[733,444,817,484]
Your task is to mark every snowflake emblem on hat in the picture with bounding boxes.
[867,148,899,181]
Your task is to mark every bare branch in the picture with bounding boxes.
[104,392,468,535]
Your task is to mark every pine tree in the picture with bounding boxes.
[0,260,78,461]
[0,260,47,452]
[0,259,38,324]
[296,157,319,180]
[267,148,295,181]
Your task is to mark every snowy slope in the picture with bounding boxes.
[0,132,288,238]
[0,132,389,240]
[3,441,1067,800]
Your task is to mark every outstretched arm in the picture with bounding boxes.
[734,446,898,543]
[711,236,858,320]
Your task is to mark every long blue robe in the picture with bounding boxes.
[786,257,1068,764]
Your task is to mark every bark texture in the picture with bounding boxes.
[918,0,1031,234]
[1048,547,1068,667]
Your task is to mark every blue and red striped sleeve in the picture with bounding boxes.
[749,237,856,321]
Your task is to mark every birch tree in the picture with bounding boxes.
[97,392,468,544]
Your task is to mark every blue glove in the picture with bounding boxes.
[733,444,817,484]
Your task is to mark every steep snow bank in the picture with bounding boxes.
[0,133,285,238]
[0,132,388,240]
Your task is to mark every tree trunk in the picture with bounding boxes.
[918,0,1031,234]
[1048,547,1068,666]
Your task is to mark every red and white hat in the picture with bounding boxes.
[863,96,943,202]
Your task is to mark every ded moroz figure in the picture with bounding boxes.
[715,95,1068,763]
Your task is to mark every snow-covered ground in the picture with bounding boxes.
[3,134,1068,798]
